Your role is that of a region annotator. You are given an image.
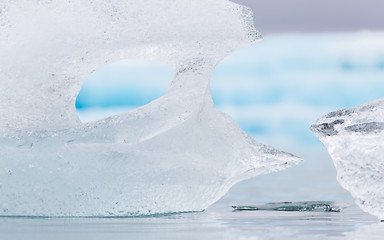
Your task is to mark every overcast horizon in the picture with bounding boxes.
[232,0,384,35]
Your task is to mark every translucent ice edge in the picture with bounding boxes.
[0,0,301,217]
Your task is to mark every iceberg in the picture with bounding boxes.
[0,0,301,216]
[311,98,384,220]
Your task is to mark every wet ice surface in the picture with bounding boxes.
[0,167,381,240]
[232,201,343,212]
[0,197,382,240]
[0,157,381,239]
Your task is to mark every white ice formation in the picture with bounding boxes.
[311,98,384,220]
[0,0,301,216]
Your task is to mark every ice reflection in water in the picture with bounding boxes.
[232,201,345,212]
[0,202,381,240]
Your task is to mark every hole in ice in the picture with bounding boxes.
[76,59,174,122]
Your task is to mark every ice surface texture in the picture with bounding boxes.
[0,0,301,216]
[311,98,384,220]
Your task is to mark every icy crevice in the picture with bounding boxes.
[0,0,300,217]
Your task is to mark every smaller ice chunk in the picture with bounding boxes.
[232,201,343,212]
[311,98,384,220]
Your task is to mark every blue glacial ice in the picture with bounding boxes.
[311,98,384,220]
[0,0,301,216]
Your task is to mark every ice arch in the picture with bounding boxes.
[75,59,174,122]
[0,0,301,216]
[0,0,261,134]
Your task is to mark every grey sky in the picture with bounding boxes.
[232,0,384,35]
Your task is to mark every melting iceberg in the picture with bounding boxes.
[311,98,384,220]
[0,0,301,216]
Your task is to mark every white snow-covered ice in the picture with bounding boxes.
[311,98,384,220]
[0,0,301,216]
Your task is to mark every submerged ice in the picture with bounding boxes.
[0,0,301,216]
[311,98,384,220]
[233,201,343,212]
